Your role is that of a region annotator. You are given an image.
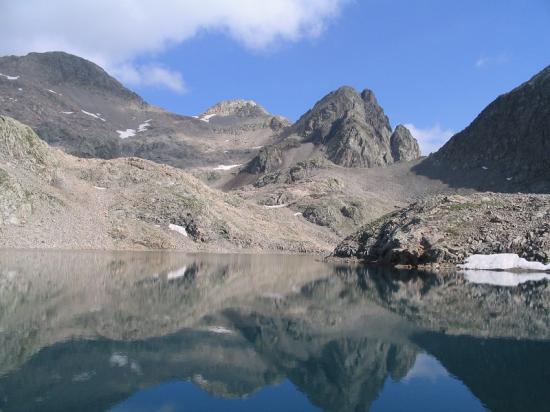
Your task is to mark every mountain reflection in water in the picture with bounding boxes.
[0,250,548,412]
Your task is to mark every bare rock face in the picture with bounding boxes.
[245,87,421,174]
[390,124,421,162]
[415,65,550,192]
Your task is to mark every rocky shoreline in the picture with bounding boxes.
[333,193,550,267]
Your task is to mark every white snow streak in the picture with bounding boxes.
[205,326,234,334]
[47,89,61,95]
[81,110,106,122]
[213,164,241,171]
[200,113,217,122]
[264,204,288,209]
[137,119,152,132]
[0,73,19,80]
[61,111,74,114]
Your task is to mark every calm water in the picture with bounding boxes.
[0,251,548,412]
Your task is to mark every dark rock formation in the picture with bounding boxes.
[414,64,550,192]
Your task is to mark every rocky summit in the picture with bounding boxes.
[244,86,420,174]
[415,64,550,192]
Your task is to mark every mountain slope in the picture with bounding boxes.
[0,115,336,251]
[414,64,550,192]
[0,52,284,169]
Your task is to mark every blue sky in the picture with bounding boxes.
[2,0,550,152]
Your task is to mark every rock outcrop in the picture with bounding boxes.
[390,124,421,161]
[244,86,420,174]
[334,193,550,265]
[415,64,550,192]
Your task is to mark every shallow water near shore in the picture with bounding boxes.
[0,250,548,412]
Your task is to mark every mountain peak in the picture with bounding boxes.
[200,99,269,118]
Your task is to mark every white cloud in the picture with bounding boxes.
[475,53,509,69]
[0,1,348,92]
[404,123,454,155]
[111,64,187,93]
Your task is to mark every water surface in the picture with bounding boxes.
[0,251,548,412]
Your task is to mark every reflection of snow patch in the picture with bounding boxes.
[193,374,208,385]
[72,371,96,382]
[206,326,234,334]
[460,254,550,271]
[213,164,241,171]
[462,270,550,287]
[81,110,106,122]
[0,73,19,80]
[110,353,128,367]
[482,166,488,170]
[169,223,188,237]
[506,177,513,181]
[117,129,136,139]
[166,266,188,280]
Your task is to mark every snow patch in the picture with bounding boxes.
[264,204,288,209]
[138,119,152,132]
[482,166,488,170]
[294,212,303,216]
[506,177,513,181]
[0,73,19,80]
[200,113,217,122]
[462,270,550,287]
[94,186,106,191]
[81,110,106,122]
[61,111,74,114]
[47,89,61,95]
[117,129,136,139]
[17,88,22,91]
[206,326,234,334]
[213,164,241,171]
[459,254,550,271]
[168,223,188,237]
[252,146,264,149]
[166,266,188,280]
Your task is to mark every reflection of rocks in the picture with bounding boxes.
[348,266,550,340]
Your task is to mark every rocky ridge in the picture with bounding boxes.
[415,64,550,192]
[0,52,284,169]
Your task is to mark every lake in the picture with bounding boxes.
[0,250,548,412]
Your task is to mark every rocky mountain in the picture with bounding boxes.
[0,115,337,251]
[415,64,550,192]
[0,51,284,169]
[244,86,420,174]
